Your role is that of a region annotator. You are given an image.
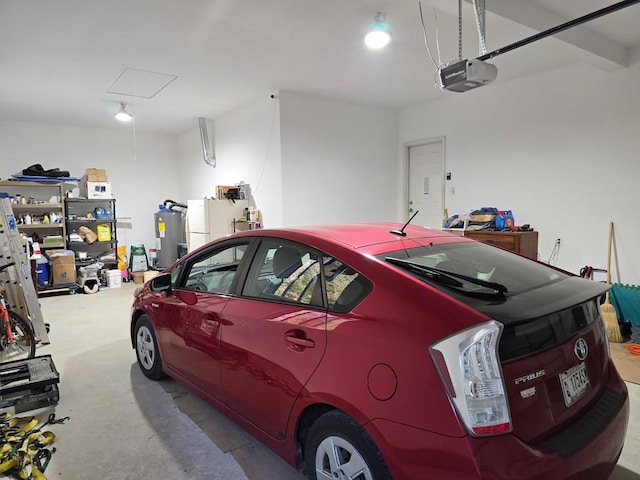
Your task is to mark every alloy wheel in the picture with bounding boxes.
[136,325,155,371]
[315,435,373,480]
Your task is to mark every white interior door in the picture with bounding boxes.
[408,140,445,228]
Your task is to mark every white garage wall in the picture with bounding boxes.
[0,120,179,255]
[177,97,283,227]
[279,91,399,226]
[399,59,640,285]
[177,91,399,229]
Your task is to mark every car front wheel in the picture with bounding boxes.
[305,411,392,480]
[134,314,165,380]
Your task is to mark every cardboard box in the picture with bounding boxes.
[80,180,112,199]
[132,272,145,284]
[42,235,64,245]
[51,254,76,285]
[84,168,108,182]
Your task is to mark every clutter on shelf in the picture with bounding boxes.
[443,206,534,233]
[80,168,111,199]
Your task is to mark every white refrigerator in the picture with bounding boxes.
[186,198,249,252]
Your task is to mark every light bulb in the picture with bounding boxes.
[365,13,392,49]
[365,29,392,49]
[115,103,133,122]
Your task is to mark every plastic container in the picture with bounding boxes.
[96,224,111,241]
[495,210,515,230]
[148,248,158,266]
[106,269,121,288]
[503,210,514,229]
[35,257,49,287]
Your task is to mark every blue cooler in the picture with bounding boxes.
[36,257,50,287]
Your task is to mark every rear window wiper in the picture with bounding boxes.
[385,257,508,297]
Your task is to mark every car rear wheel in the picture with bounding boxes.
[305,411,391,480]
[134,314,165,380]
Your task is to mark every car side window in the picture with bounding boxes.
[170,263,183,286]
[323,256,372,313]
[182,242,247,294]
[242,239,323,307]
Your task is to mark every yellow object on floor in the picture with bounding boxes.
[0,413,68,480]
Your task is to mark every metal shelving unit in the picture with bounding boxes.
[64,198,118,271]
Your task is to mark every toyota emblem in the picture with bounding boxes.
[574,338,588,361]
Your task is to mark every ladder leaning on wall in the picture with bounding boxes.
[0,198,50,345]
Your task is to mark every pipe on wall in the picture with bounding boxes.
[198,117,216,168]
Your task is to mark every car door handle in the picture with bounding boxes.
[285,335,315,348]
[202,315,220,328]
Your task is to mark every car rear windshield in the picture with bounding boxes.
[378,241,568,295]
[499,299,599,362]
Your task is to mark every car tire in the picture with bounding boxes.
[305,410,392,480]
[134,314,165,380]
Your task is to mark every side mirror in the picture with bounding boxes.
[150,273,172,294]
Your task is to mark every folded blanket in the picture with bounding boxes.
[22,163,71,177]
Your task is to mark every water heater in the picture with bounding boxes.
[154,201,187,269]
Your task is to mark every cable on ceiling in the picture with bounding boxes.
[418,2,439,69]
[433,7,443,66]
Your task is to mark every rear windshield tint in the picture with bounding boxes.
[378,242,567,295]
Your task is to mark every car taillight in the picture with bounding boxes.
[430,320,512,437]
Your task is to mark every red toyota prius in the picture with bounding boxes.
[130,223,629,480]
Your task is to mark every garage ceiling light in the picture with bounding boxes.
[114,102,133,122]
[365,12,392,49]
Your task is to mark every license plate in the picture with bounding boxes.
[560,363,591,407]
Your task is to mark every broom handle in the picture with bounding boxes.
[607,222,613,285]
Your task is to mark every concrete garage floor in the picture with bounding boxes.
[22,283,640,479]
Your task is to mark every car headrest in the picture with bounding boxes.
[272,246,302,279]
[335,277,365,307]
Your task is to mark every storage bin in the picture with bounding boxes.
[106,269,121,288]
[35,258,50,287]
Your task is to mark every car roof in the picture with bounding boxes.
[236,222,460,250]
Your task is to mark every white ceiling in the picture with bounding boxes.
[1,0,639,134]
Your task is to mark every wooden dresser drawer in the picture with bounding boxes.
[464,232,515,250]
[464,231,538,260]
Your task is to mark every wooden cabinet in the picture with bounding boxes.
[464,230,538,260]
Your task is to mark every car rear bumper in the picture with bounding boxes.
[368,365,629,479]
